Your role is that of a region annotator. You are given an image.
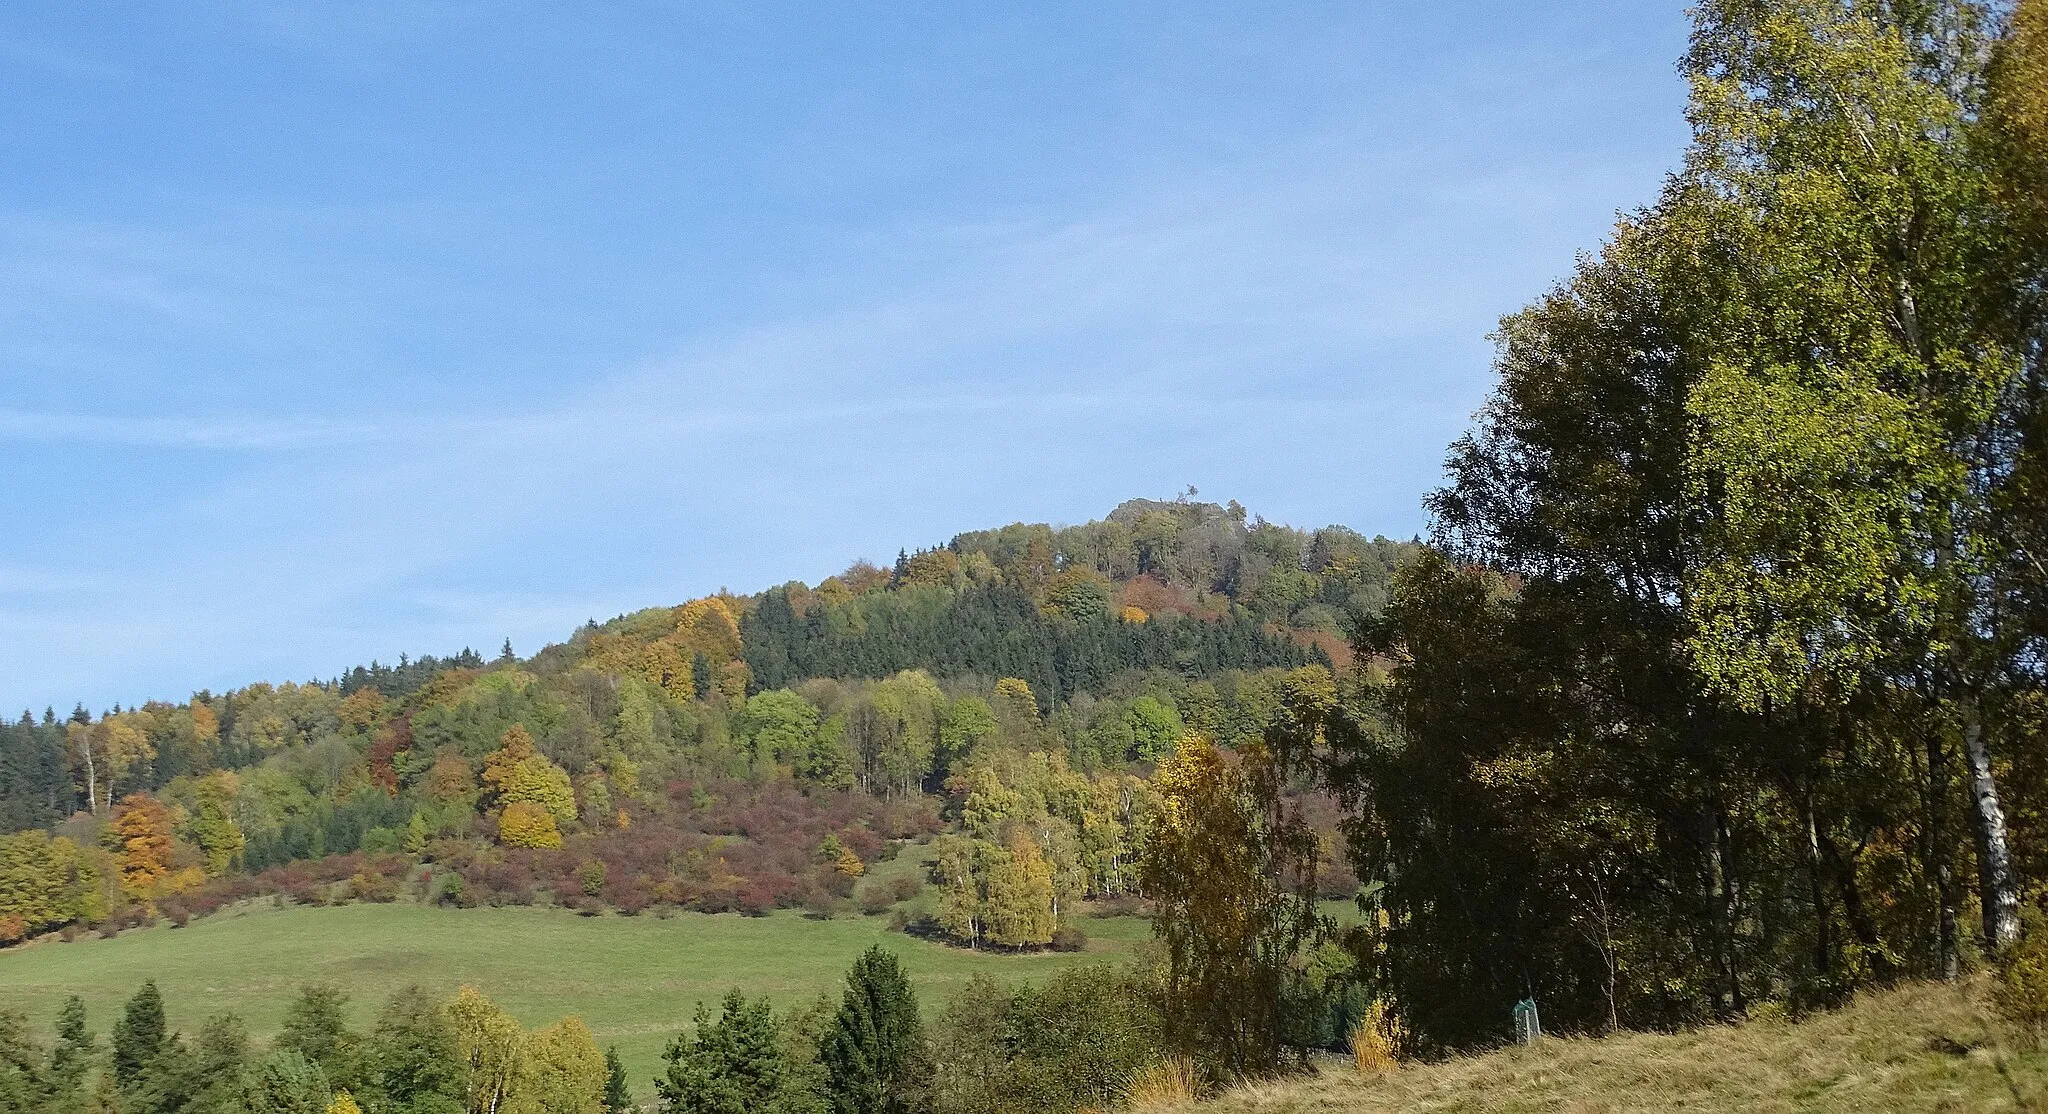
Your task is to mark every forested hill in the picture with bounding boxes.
[560,496,1411,708]
[0,496,1412,942]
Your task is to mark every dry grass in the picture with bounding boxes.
[1187,978,2048,1114]
[1127,1057,1205,1110]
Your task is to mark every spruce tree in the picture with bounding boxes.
[656,990,785,1114]
[602,1046,631,1114]
[277,985,357,1092]
[0,1009,56,1113]
[49,995,92,1094]
[819,948,929,1114]
[112,981,166,1089]
[692,654,714,701]
[364,987,462,1114]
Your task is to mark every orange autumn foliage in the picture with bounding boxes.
[106,793,177,901]
[481,725,538,805]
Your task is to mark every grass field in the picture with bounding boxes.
[1191,976,2048,1114]
[0,901,1152,1100]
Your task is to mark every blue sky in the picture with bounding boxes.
[0,2,1692,711]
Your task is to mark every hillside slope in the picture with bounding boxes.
[1196,979,2046,1114]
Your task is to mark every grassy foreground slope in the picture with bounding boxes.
[1198,979,2047,1114]
[0,902,1149,1092]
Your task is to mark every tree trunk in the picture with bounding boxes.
[1804,803,1835,988]
[1963,714,2022,950]
[1708,809,1745,1019]
[1923,728,1961,980]
[1820,830,1889,981]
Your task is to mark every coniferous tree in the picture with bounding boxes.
[0,1009,56,1114]
[363,988,462,1114]
[819,948,930,1114]
[656,990,785,1114]
[276,985,358,1093]
[249,1049,331,1114]
[48,996,92,1098]
[602,1047,631,1114]
[112,981,167,1090]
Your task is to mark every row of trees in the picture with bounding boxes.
[0,979,628,1114]
[1316,0,2048,1050]
[653,948,1168,1114]
[1082,0,2048,1074]
[0,947,1182,1114]
[739,583,1315,703]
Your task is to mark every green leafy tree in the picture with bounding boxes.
[448,986,521,1114]
[930,969,1162,1114]
[1679,0,2029,953]
[936,698,998,778]
[742,691,822,767]
[187,772,245,874]
[819,948,930,1114]
[982,836,1054,949]
[249,1050,332,1114]
[518,1017,605,1114]
[797,716,855,790]
[1124,697,1182,763]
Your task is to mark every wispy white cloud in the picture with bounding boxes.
[0,37,1677,709]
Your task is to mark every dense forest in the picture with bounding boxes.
[3,1,2047,1112]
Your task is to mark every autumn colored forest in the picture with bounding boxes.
[5,1,2048,1113]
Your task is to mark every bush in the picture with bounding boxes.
[1993,912,2048,1047]
[1050,925,1088,952]
[855,883,898,916]
[1092,894,1143,918]
[1349,1000,1404,1075]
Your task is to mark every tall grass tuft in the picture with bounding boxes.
[1351,999,1406,1076]
[1124,1057,1203,1110]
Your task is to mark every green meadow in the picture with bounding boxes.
[0,902,1152,1096]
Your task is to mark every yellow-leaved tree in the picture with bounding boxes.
[499,802,563,850]
[482,726,576,833]
[514,1017,605,1114]
[451,985,523,1114]
[983,833,1055,948]
[1143,733,1322,1077]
